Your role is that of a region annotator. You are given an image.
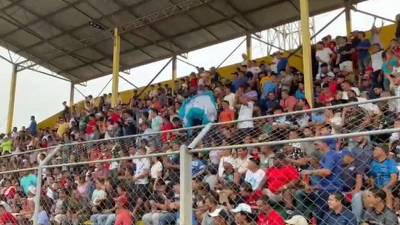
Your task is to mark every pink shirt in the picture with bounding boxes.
[115,208,132,225]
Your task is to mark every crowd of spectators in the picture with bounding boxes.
[0,17,400,225]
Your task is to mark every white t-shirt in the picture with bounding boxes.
[237,102,254,129]
[223,93,236,110]
[150,161,163,179]
[371,51,384,72]
[245,169,266,190]
[133,157,150,184]
[316,48,333,64]
[395,86,400,113]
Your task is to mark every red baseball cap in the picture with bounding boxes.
[114,194,128,206]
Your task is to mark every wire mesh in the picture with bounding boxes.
[1,98,400,225]
[188,97,400,225]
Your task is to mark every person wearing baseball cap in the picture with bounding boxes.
[114,194,132,225]
[231,203,257,225]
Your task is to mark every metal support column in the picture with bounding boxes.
[172,56,177,91]
[179,144,193,225]
[111,27,121,108]
[345,0,352,37]
[69,82,74,112]
[6,64,17,133]
[246,33,252,61]
[300,0,314,107]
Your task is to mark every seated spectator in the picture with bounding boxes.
[265,153,300,208]
[321,192,357,225]
[114,194,132,225]
[0,204,17,225]
[231,203,257,225]
[256,195,285,225]
[244,157,265,191]
[362,188,399,225]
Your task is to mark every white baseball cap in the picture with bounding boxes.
[285,215,308,225]
[231,203,252,213]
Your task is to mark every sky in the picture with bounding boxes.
[0,0,399,132]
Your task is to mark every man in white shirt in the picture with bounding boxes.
[133,147,151,202]
[316,41,333,72]
[236,84,254,130]
[244,157,266,191]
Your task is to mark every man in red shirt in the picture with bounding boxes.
[0,205,17,225]
[265,153,300,211]
[280,90,297,112]
[256,196,285,225]
[219,101,235,123]
[114,194,132,225]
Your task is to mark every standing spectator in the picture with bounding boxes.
[219,101,235,123]
[336,36,354,73]
[316,41,333,71]
[236,85,255,131]
[150,109,163,132]
[301,140,343,222]
[356,31,372,74]
[321,192,357,225]
[28,116,37,137]
[0,135,12,155]
[132,147,150,214]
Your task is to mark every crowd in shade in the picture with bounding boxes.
[0,16,400,225]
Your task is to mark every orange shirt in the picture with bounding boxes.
[219,109,235,122]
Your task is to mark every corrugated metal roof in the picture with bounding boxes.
[0,0,362,83]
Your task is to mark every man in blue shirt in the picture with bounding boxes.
[231,71,248,93]
[356,31,371,74]
[371,145,398,190]
[261,75,278,99]
[276,52,288,73]
[28,115,37,137]
[302,140,343,222]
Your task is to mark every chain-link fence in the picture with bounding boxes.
[0,97,400,225]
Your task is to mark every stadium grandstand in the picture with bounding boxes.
[0,0,400,225]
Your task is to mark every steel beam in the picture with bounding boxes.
[6,65,17,133]
[246,33,252,61]
[137,58,172,98]
[345,0,352,37]
[172,55,177,91]
[112,28,121,108]
[69,82,74,113]
[300,0,313,107]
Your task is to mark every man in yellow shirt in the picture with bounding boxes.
[56,118,69,138]
[259,71,274,88]
[0,135,13,155]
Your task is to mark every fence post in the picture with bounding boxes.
[179,144,193,225]
[32,146,62,225]
[179,123,212,225]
